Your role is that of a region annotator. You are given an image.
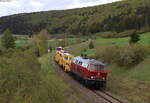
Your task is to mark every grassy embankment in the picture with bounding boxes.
[38,54,68,103]
[71,32,150,103]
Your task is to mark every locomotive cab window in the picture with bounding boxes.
[75,60,78,64]
[90,64,105,70]
[82,63,88,68]
[78,61,83,65]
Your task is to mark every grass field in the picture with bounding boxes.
[107,58,150,103]
[71,32,150,103]
[48,38,87,49]
[94,32,150,46]
[72,32,150,57]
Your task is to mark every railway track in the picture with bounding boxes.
[51,41,127,103]
[93,90,124,103]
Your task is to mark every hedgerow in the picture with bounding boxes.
[95,44,149,66]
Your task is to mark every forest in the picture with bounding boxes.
[0,0,150,37]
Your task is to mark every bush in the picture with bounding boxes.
[89,40,94,49]
[100,31,118,38]
[0,49,67,103]
[59,39,66,47]
[129,30,140,44]
[95,45,149,66]
[0,50,41,103]
[116,45,148,66]
[95,46,119,64]
[76,38,81,44]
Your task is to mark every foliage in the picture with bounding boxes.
[0,0,150,37]
[28,29,49,56]
[95,45,149,66]
[0,49,41,102]
[89,40,94,49]
[0,48,67,103]
[1,29,15,49]
[129,30,140,44]
[58,39,66,47]
[36,29,49,56]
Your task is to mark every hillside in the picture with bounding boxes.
[0,0,150,36]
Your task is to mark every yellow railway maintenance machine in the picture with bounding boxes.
[61,53,74,72]
[54,47,64,62]
[55,47,74,72]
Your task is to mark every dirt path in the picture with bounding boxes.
[50,41,126,103]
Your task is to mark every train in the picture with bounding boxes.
[54,47,108,87]
[55,47,74,72]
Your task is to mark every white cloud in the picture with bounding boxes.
[0,0,121,17]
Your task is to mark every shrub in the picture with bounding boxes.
[96,45,149,66]
[59,39,66,47]
[95,46,119,64]
[89,40,94,49]
[117,45,149,66]
[36,29,49,56]
[28,29,49,56]
[0,50,41,103]
[100,31,118,38]
[76,38,81,44]
[0,49,67,103]
[129,30,140,44]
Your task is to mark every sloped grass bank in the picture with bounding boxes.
[107,59,150,103]
[38,54,68,103]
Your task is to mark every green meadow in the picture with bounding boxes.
[72,32,150,57]
[71,32,150,103]
[94,32,150,46]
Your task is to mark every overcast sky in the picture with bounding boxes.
[0,0,121,17]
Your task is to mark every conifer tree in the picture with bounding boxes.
[89,40,94,49]
[1,29,15,49]
[129,30,140,44]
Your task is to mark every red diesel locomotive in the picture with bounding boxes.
[71,56,107,87]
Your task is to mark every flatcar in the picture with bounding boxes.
[71,56,107,87]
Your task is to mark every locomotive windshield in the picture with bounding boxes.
[64,56,73,61]
[64,56,68,60]
[91,65,105,70]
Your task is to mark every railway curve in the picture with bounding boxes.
[50,41,127,103]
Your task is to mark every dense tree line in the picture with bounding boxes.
[0,0,150,37]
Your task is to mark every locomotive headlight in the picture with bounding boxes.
[102,77,105,80]
[91,76,94,79]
